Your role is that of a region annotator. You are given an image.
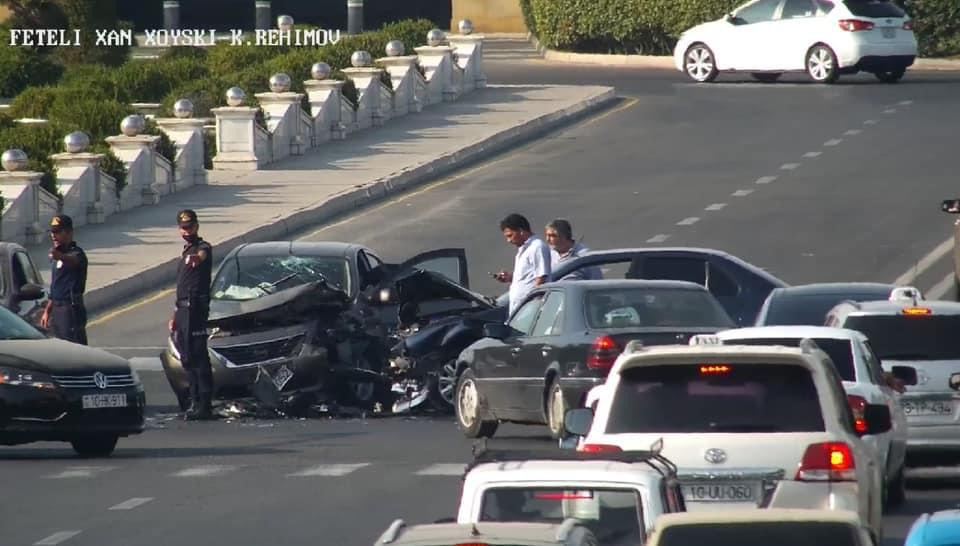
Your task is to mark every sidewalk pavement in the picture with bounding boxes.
[26,84,616,316]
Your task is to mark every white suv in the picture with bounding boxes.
[716,326,909,510]
[561,337,890,543]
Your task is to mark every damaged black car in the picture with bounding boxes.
[159,241,494,416]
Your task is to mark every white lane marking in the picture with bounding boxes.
[34,531,82,545]
[899,100,913,106]
[780,163,800,170]
[287,463,370,477]
[109,497,155,511]
[843,129,862,136]
[926,272,956,300]
[704,203,727,211]
[893,237,954,285]
[676,217,700,226]
[864,119,878,125]
[883,108,897,114]
[45,466,115,479]
[732,189,753,197]
[905,466,960,479]
[755,176,778,184]
[802,152,821,158]
[415,463,466,476]
[173,465,237,477]
[646,234,670,243]
[824,139,843,146]
[128,357,163,371]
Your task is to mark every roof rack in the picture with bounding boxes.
[466,439,678,479]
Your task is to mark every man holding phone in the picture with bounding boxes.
[492,213,551,317]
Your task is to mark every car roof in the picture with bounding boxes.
[616,343,819,373]
[717,325,865,342]
[465,459,666,487]
[772,282,899,296]
[834,299,960,316]
[655,508,863,527]
[910,509,960,545]
[376,520,580,546]
[234,241,358,258]
[543,279,709,291]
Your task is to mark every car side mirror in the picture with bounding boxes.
[482,322,512,340]
[941,198,960,213]
[891,365,918,386]
[564,408,594,437]
[18,282,44,301]
[863,404,892,435]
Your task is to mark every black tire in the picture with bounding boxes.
[875,68,905,83]
[454,368,497,438]
[806,44,839,83]
[683,43,719,83]
[71,435,118,458]
[752,72,782,83]
[544,377,566,440]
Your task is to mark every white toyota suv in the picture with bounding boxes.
[715,326,909,510]
[561,337,889,543]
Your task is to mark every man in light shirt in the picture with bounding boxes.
[544,218,602,280]
[493,213,552,317]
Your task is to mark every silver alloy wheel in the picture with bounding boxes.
[458,377,479,428]
[549,384,565,434]
[808,47,833,81]
[685,46,714,82]
[437,362,457,406]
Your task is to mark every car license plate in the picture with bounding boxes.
[681,482,756,502]
[82,394,128,409]
[882,27,896,38]
[272,365,294,390]
[903,399,953,416]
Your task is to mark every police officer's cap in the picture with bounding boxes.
[177,209,198,228]
[50,214,73,232]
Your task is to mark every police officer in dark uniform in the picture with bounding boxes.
[40,214,89,344]
[169,209,215,420]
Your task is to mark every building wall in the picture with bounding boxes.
[450,0,526,33]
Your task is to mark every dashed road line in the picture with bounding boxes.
[732,189,753,197]
[864,119,878,125]
[45,466,115,479]
[415,463,466,476]
[802,152,821,158]
[34,531,82,545]
[109,497,155,511]
[676,217,700,226]
[780,163,800,170]
[883,108,897,114]
[704,203,727,211]
[824,139,842,146]
[287,463,371,477]
[755,176,778,184]
[172,465,237,477]
[899,100,913,106]
[646,234,670,243]
[843,129,862,136]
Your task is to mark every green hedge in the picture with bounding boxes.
[524,0,960,56]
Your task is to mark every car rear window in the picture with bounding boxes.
[842,314,960,361]
[607,364,825,433]
[843,0,906,18]
[655,521,862,545]
[480,487,643,544]
[722,337,856,381]
[762,292,890,325]
[585,287,735,329]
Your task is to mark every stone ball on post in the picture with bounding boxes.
[385,40,404,57]
[269,72,291,93]
[458,19,474,35]
[1,148,28,171]
[120,114,145,137]
[311,62,331,80]
[350,50,372,67]
[173,98,194,118]
[277,14,294,31]
[226,86,246,106]
[64,131,90,153]
[427,28,445,47]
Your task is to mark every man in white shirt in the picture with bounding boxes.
[545,218,602,280]
[493,213,552,317]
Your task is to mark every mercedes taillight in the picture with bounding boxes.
[587,335,620,372]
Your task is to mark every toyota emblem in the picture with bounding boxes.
[93,372,108,389]
[704,448,727,464]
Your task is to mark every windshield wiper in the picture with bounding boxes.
[255,273,300,295]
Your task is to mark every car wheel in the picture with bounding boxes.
[428,359,457,413]
[684,43,719,83]
[752,72,781,83]
[70,435,118,458]
[874,68,905,83]
[806,44,839,83]
[454,368,497,438]
[545,377,566,440]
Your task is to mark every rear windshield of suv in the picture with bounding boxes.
[722,338,856,381]
[585,287,735,329]
[655,521,862,545]
[842,315,960,360]
[607,364,825,433]
[480,487,643,545]
[843,0,906,18]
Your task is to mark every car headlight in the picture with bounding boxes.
[0,366,57,390]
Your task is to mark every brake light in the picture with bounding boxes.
[903,20,913,30]
[699,364,731,375]
[587,335,620,372]
[578,443,622,453]
[902,307,932,316]
[847,394,868,434]
[796,442,856,481]
[839,19,874,31]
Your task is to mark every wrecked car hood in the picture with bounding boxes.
[390,269,497,309]
[208,280,351,329]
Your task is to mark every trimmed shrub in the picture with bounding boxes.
[0,29,65,97]
[7,86,61,119]
[897,0,960,56]
[0,122,71,195]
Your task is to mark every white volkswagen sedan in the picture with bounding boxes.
[673,0,917,83]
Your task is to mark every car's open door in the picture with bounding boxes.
[388,248,469,288]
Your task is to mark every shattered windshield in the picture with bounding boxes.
[211,254,352,301]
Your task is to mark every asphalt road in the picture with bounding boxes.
[5,40,960,546]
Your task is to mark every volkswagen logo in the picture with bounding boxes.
[93,372,108,389]
[704,448,727,464]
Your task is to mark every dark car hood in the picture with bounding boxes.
[208,280,351,330]
[0,339,132,374]
[391,269,497,309]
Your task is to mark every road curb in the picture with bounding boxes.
[84,86,619,317]
[527,32,960,71]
